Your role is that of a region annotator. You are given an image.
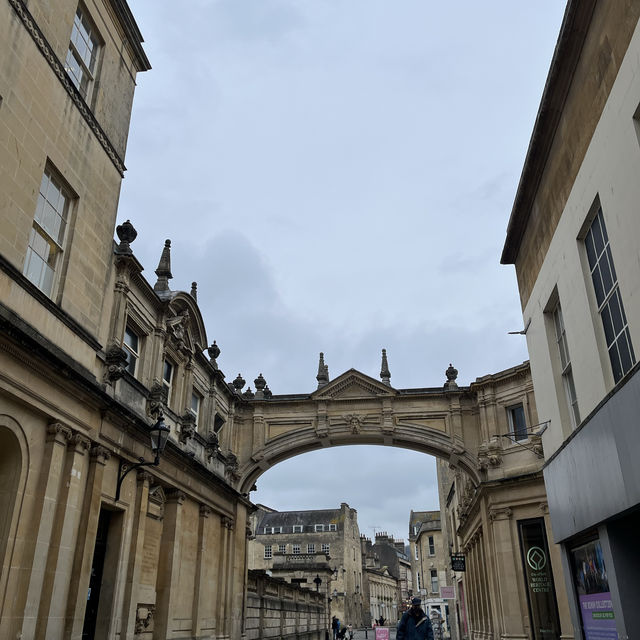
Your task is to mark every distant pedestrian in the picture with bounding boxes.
[347,623,353,640]
[332,616,339,640]
[379,616,385,626]
[397,597,434,640]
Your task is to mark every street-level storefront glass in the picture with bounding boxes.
[518,518,561,639]
[568,537,617,640]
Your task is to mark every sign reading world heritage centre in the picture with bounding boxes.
[451,554,466,572]
[519,519,561,639]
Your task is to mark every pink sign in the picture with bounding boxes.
[440,586,456,599]
[375,627,390,640]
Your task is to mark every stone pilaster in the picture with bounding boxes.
[35,431,91,639]
[120,471,152,640]
[191,504,212,636]
[153,489,186,639]
[18,423,72,639]
[64,444,111,639]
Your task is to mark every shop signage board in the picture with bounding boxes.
[518,519,561,639]
[440,586,456,599]
[451,554,466,571]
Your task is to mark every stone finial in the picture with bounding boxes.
[154,239,173,294]
[380,348,391,386]
[208,340,220,363]
[115,219,137,254]
[316,352,329,389]
[263,385,273,399]
[444,363,459,390]
[190,281,198,301]
[254,374,266,399]
[243,387,255,399]
[254,373,266,391]
[232,373,246,393]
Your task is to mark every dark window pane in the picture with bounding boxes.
[592,264,605,307]
[598,209,609,243]
[609,343,623,383]
[609,291,624,336]
[511,405,527,441]
[600,254,614,297]
[601,304,615,346]
[619,330,634,376]
[606,245,617,283]
[585,232,597,269]
[592,213,605,257]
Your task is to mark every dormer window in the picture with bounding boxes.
[293,525,303,533]
[314,524,324,532]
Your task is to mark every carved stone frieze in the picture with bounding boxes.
[224,452,240,483]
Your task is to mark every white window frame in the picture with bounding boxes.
[190,390,202,430]
[553,303,580,427]
[430,569,438,593]
[122,325,140,377]
[584,207,636,383]
[292,544,300,555]
[278,544,286,554]
[293,525,303,533]
[264,545,272,559]
[162,359,174,403]
[314,524,324,532]
[23,165,73,297]
[328,523,337,531]
[428,535,435,556]
[307,543,315,554]
[321,543,330,554]
[65,5,100,100]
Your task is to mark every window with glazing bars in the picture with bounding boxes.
[585,208,635,383]
[553,303,580,427]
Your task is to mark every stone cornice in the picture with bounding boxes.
[7,0,127,175]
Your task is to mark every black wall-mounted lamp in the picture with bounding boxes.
[115,414,170,501]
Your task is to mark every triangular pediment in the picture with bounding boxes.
[312,369,396,400]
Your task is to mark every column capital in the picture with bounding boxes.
[46,422,73,443]
[199,504,213,518]
[90,445,111,465]
[68,431,91,453]
[165,489,186,505]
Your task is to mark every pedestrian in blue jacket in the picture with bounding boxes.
[397,598,434,640]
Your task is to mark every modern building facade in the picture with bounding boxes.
[502,1,640,637]
[248,503,364,627]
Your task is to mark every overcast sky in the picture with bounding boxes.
[121,1,566,541]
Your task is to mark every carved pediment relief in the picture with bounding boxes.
[312,369,395,400]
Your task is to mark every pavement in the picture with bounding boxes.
[348,628,397,640]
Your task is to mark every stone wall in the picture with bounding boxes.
[246,570,328,640]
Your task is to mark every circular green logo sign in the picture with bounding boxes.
[527,546,547,571]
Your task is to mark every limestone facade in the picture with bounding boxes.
[502,0,640,636]
[248,503,363,627]
[409,511,451,631]
[0,2,253,639]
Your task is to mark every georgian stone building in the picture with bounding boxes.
[0,2,254,638]
[409,511,451,630]
[502,0,640,636]
[248,503,364,627]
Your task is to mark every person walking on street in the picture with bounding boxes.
[332,616,339,640]
[397,597,434,640]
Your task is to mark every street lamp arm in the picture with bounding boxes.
[115,455,159,501]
